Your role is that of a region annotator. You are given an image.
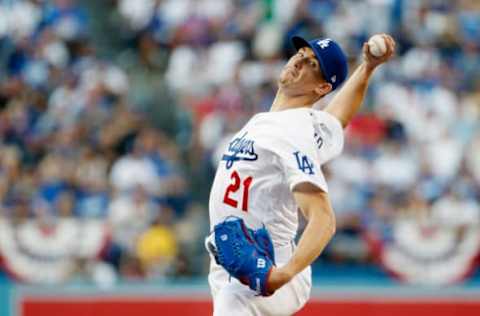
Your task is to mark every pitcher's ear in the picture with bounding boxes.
[314,82,332,97]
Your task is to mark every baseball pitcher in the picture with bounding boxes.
[206,34,395,316]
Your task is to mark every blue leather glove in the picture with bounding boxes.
[206,217,276,296]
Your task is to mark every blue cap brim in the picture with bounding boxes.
[291,36,328,82]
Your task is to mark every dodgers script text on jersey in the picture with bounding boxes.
[222,132,258,169]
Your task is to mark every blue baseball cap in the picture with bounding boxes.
[291,36,348,91]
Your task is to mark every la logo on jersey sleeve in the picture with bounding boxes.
[221,132,258,169]
[293,151,315,175]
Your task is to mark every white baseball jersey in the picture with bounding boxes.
[209,107,344,247]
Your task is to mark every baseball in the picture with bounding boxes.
[368,34,387,57]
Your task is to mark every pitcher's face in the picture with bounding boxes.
[278,47,326,94]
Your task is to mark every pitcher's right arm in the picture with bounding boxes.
[324,34,395,128]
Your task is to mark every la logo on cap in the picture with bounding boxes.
[317,39,331,49]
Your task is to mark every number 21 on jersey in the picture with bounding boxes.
[223,170,253,212]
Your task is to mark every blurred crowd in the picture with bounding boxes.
[0,0,479,286]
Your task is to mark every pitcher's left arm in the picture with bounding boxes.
[266,182,336,292]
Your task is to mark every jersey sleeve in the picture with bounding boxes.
[278,148,328,192]
[311,110,344,164]
[267,115,329,193]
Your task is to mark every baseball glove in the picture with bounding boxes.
[206,217,276,296]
